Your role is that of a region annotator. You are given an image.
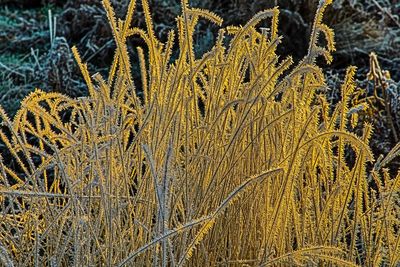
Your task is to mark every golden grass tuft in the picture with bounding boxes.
[0,0,399,266]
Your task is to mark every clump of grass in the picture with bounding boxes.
[0,0,399,266]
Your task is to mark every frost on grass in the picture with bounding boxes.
[0,0,399,266]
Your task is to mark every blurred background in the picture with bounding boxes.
[0,0,399,168]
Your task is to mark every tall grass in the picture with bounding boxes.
[0,0,399,266]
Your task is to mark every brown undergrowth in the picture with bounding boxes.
[0,0,399,266]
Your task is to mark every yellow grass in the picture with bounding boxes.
[0,0,399,266]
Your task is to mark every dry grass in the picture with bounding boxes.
[0,0,399,266]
